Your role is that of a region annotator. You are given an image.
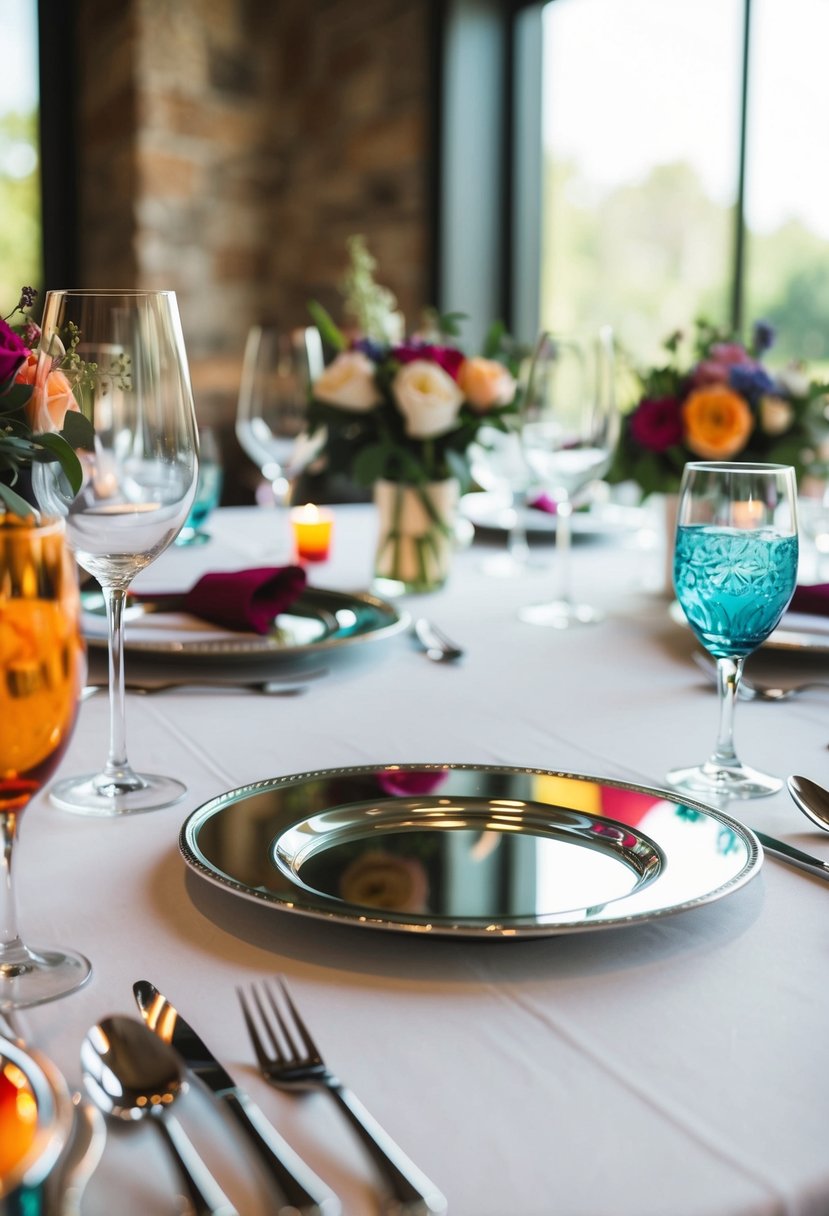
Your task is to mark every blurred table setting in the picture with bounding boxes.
[4,490,829,1216]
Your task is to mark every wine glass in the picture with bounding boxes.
[468,421,538,576]
[236,326,325,516]
[667,461,799,799]
[0,513,91,1006]
[519,328,618,626]
[175,426,223,547]
[31,289,199,816]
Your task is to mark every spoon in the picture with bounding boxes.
[787,774,829,832]
[81,1015,238,1216]
[691,652,829,702]
[414,618,464,662]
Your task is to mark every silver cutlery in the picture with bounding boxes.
[414,617,463,663]
[787,775,829,832]
[691,652,829,701]
[753,829,829,882]
[134,980,339,1216]
[238,978,447,1216]
[82,1015,238,1216]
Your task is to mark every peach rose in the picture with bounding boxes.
[682,386,754,459]
[392,359,464,438]
[759,394,795,436]
[457,357,516,411]
[313,351,383,412]
[16,353,81,432]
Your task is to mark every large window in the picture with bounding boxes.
[533,0,829,365]
[0,0,41,301]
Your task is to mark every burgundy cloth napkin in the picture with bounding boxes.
[789,584,829,618]
[132,566,307,634]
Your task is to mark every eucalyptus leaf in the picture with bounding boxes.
[307,301,347,353]
[0,481,35,516]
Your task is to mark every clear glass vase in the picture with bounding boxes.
[373,478,459,595]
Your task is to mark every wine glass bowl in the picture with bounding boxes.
[667,461,799,799]
[236,325,324,510]
[519,328,618,626]
[31,289,199,816]
[0,512,91,1006]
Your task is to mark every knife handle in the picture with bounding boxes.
[223,1091,341,1216]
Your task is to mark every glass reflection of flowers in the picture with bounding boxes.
[0,288,93,515]
[607,319,829,496]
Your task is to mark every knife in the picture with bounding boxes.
[754,830,829,882]
[134,981,340,1216]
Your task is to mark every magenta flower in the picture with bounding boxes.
[0,317,29,386]
[629,395,684,452]
[691,342,757,388]
[392,340,465,382]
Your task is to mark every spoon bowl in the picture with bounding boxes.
[82,1016,237,1215]
[788,775,829,833]
[414,618,464,663]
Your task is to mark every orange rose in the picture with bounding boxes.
[15,353,81,432]
[457,356,516,411]
[682,385,753,459]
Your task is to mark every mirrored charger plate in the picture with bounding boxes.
[179,764,761,938]
[460,490,646,539]
[80,586,409,662]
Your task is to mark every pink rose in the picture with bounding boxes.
[313,350,383,412]
[629,395,684,452]
[0,318,29,385]
[691,343,757,388]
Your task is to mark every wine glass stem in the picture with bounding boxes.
[710,655,745,770]
[555,497,574,606]
[0,812,23,956]
[507,493,529,564]
[102,587,141,789]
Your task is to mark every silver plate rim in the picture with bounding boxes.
[178,762,762,939]
[81,586,410,659]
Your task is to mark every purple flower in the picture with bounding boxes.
[752,320,776,355]
[352,336,387,363]
[17,285,37,311]
[728,365,776,400]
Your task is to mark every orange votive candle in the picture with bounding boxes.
[290,504,333,561]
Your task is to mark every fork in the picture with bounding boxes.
[238,980,447,1216]
[691,652,829,701]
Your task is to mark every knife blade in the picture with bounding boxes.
[753,830,829,881]
[134,980,340,1216]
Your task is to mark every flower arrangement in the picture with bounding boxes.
[0,288,93,515]
[607,318,829,496]
[306,236,522,488]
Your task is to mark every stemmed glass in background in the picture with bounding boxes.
[236,326,326,531]
[519,327,618,626]
[175,426,223,546]
[32,289,199,816]
[468,421,537,577]
[0,514,90,1005]
[668,461,799,799]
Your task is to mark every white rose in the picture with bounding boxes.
[759,394,795,436]
[392,359,464,439]
[776,364,810,398]
[313,351,382,412]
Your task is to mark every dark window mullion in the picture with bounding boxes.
[732,0,752,333]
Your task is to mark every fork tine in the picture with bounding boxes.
[257,980,302,1061]
[236,985,271,1071]
[275,978,321,1061]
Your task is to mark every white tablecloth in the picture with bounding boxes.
[7,503,829,1216]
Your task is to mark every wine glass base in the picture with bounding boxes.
[49,772,187,817]
[175,528,211,547]
[0,944,91,1009]
[518,599,604,628]
[666,761,782,801]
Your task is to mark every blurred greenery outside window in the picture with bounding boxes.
[534,0,829,372]
[0,0,41,304]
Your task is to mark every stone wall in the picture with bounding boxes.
[73,0,435,497]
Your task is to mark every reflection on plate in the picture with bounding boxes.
[80,586,409,660]
[669,599,829,655]
[460,490,646,538]
[179,764,761,938]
